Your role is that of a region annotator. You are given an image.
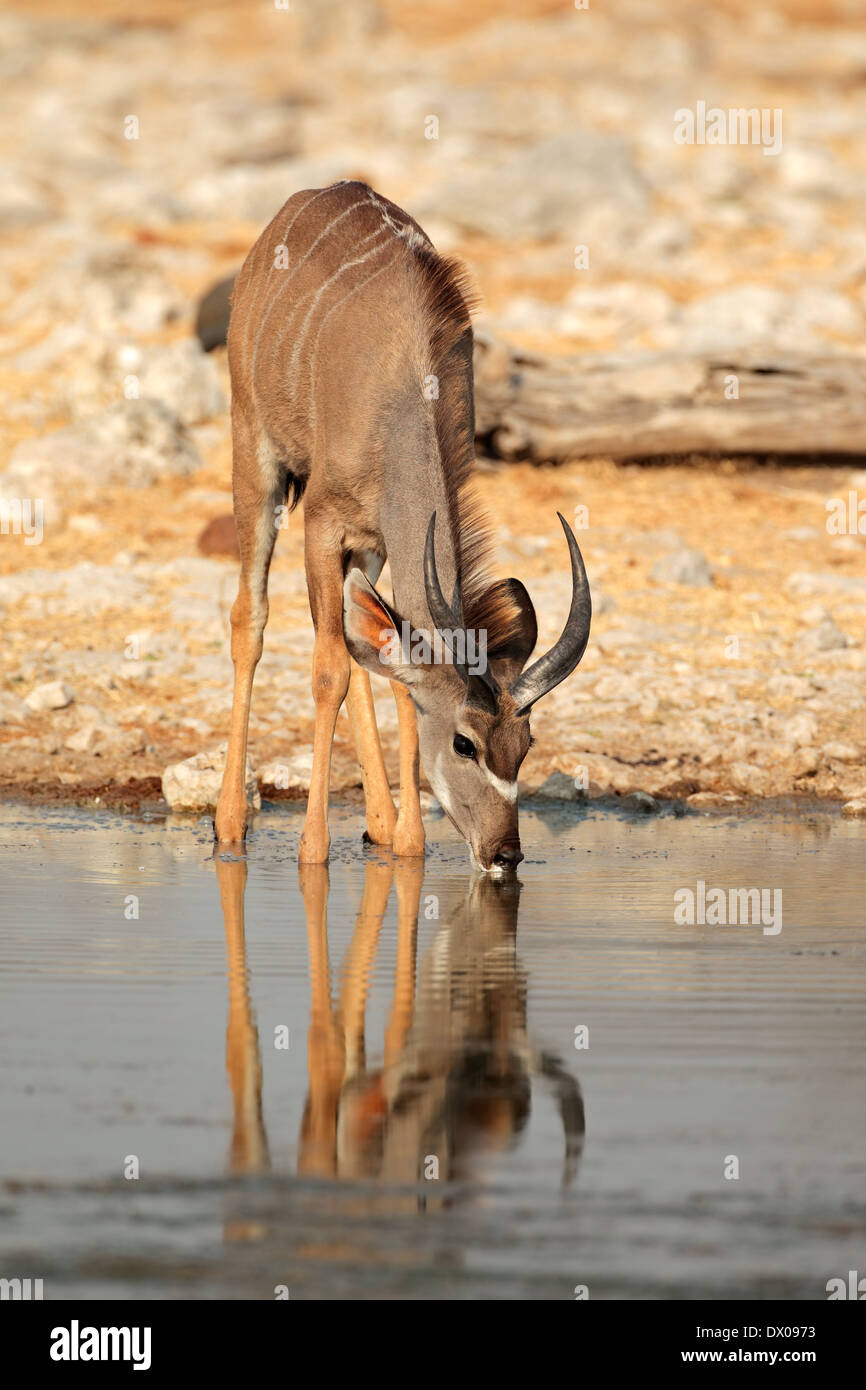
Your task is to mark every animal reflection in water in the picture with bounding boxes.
[216,855,584,1202]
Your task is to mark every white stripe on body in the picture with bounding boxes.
[251,199,373,374]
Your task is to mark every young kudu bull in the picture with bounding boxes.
[215,180,591,869]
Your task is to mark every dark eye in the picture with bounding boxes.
[453,734,477,760]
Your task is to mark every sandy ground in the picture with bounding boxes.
[0,0,864,812]
[2,447,865,811]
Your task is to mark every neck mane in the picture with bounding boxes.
[381,245,523,658]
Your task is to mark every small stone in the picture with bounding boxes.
[431,129,647,244]
[766,673,814,700]
[65,724,98,753]
[621,790,659,814]
[533,770,585,801]
[781,712,819,748]
[841,798,866,818]
[590,587,616,616]
[25,680,74,712]
[650,549,713,587]
[198,514,239,559]
[258,752,314,791]
[799,619,849,654]
[791,746,820,776]
[0,691,30,724]
[783,527,820,543]
[195,274,235,352]
[730,762,770,796]
[801,603,830,626]
[65,721,146,756]
[687,791,742,808]
[823,741,860,762]
[592,628,643,655]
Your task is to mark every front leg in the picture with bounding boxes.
[299,523,351,865]
[391,680,426,857]
[346,661,397,845]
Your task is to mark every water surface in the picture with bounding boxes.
[0,799,863,1300]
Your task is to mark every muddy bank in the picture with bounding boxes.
[2,456,865,811]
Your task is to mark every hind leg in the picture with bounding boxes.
[215,416,280,844]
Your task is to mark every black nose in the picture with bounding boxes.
[493,842,524,869]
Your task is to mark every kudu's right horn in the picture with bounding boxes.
[508,512,591,716]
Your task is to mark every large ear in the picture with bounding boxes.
[342,567,421,685]
[485,579,538,689]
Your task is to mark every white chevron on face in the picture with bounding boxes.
[480,761,518,802]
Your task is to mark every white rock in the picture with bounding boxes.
[767,673,813,700]
[3,400,201,502]
[65,725,98,753]
[162,743,260,813]
[791,746,820,776]
[799,619,849,653]
[823,741,860,762]
[25,680,74,712]
[134,341,226,426]
[0,691,30,723]
[730,762,770,796]
[781,712,819,748]
[650,549,713,587]
[258,752,314,790]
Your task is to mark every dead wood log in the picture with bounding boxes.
[473,328,866,461]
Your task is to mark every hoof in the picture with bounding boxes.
[362,815,397,847]
[393,819,426,858]
[214,811,248,844]
[298,836,330,865]
[211,818,245,841]
[392,838,426,858]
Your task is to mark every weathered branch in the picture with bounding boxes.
[473,328,866,461]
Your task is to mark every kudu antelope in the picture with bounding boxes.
[214,181,591,869]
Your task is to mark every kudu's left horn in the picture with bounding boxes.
[508,512,591,716]
[424,512,501,713]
